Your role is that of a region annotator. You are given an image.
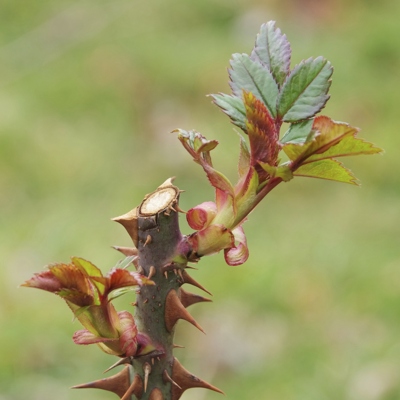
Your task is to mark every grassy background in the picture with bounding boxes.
[1,0,399,399]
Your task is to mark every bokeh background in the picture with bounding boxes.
[1,0,399,399]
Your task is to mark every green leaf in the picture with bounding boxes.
[250,21,291,86]
[114,255,137,270]
[71,257,103,278]
[280,119,314,144]
[306,134,383,162]
[259,162,293,182]
[229,53,279,117]
[294,159,358,185]
[283,116,357,163]
[211,93,247,131]
[236,166,259,203]
[277,57,333,122]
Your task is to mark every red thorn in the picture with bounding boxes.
[121,374,144,400]
[175,204,187,214]
[163,369,182,389]
[103,357,131,373]
[112,246,138,257]
[164,271,168,279]
[137,266,144,274]
[112,208,139,248]
[165,289,205,333]
[149,388,164,400]
[173,344,185,349]
[181,270,212,296]
[171,358,224,400]
[72,366,129,396]
[180,288,212,308]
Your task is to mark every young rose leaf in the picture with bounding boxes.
[283,116,357,164]
[202,162,235,199]
[211,93,247,131]
[294,159,358,185]
[277,57,333,122]
[73,329,117,345]
[229,53,279,117]
[71,257,105,298]
[259,162,293,182]
[21,269,63,293]
[250,21,291,87]
[117,311,138,357]
[224,225,249,266]
[71,257,102,278]
[238,135,251,178]
[114,255,137,270]
[280,119,315,144]
[244,91,279,176]
[187,201,218,230]
[235,167,259,218]
[57,288,94,307]
[48,263,91,297]
[189,224,234,257]
[306,134,383,162]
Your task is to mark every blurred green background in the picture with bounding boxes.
[1,0,399,399]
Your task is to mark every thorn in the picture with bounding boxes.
[131,301,138,307]
[144,235,152,247]
[112,208,139,248]
[136,290,141,295]
[177,269,184,280]
[148,266,156,279]
[143,362,152,393]
[112,246,138,257]
[164,271,168,279]
[137,265,144,274]
[143,299,148,304]
[72,366,141,399]
[103,357,131,373]
[170,205,177,213]
[180,288,212,308]
[173,269,178,276]
[181,270,212,296]
[151,357,155,365]
[171,358,224,400]
[163,369,182,389]
[121,374,144,400]
[157,357,161,362]
[173,344,185,349]
[164,289,205,333]
[158,177,175,188]
[149,388,164,400]
[175,204,187,214]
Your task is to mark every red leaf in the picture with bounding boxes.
[187,201,218,230]
[224,225,249,266]
[118,311,138,357]
[73,329,117,345]
[243,91,279,178]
